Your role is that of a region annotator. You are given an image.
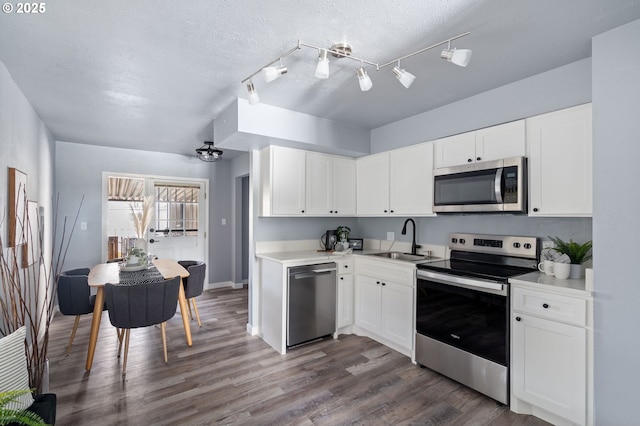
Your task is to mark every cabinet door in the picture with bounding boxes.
[512,314,586,425]
[305,152,333,215]
[381,281,414,349]
[332,157,356,215]
[355,275,382,331]
[527,104,592,216]
[434,132,476,168]
[337,274,354,329]
[390,142,434,215]
[271,146,306,215]
[356,152,390,215]
[475,120,525,163]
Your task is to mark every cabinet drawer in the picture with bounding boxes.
[337,259,354,275]
[512,287,586,326]
[355,258,414,285]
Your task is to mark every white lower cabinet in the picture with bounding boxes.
[336,259,354,332]
[354,258,415,356]
[510,284,592,426]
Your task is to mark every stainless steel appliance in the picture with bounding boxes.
[287,263,337,347]
[415,233,539,404]
[433,157,526,213]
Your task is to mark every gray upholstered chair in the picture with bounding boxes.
[177,261,206,327]
[57,268,107,355]
[104,277,181,375]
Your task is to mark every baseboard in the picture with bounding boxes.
[204,281,247,291]
[246,323,259,336]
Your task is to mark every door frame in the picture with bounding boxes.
[101,171,209,268]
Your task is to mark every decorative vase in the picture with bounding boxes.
[569,263,584,279]
[28,358,49,394]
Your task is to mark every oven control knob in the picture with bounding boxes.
[451,238,458,243]
[524,243,532,249]
[513,242,521,248]
[459,238,465,244]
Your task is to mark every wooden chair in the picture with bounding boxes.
[177,261,206,327]
[104,277,180,375]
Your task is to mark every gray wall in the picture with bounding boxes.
[592,18,640,423]
[54,141,234,283]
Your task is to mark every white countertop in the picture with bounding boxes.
[509,271,593,297]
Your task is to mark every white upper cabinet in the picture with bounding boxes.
[527,104,592,216]
[389,142,434,215]
[356,152,391,215]
[357,142,434,216]
[331,156,357,215]
[435,120,526,168]
[261,146,306,216]
[306,152,356,216]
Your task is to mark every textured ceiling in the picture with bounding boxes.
[1,0,640,158]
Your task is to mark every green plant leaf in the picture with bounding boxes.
[548,236,592,264]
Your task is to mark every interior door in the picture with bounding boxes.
[103,173,207,264]
[147,179,206,262]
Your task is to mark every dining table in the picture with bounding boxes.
[85,258,191,371]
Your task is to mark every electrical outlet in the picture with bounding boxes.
[80,221,87,231]
[387,232,394,241]
[542,240,555,249]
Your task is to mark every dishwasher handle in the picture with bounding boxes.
[292,268,336,280]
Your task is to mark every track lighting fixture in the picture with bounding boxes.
[440,40,472,67]
[392,65,416,89]
[195,140,223,162]
[241,32,471,103]
[315,49,330,79]
[357,67,372,92]
[246,81,260,105]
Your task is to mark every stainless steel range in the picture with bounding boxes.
[415,233,539,404]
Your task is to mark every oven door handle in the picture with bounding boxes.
[417,269,507,295]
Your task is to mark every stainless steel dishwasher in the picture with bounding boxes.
[287,262,337,347]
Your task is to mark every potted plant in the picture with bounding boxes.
[336,226,351,242]
[548,236,592,279]
[0,390,46,425]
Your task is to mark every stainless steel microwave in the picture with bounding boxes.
[433,157,527,213]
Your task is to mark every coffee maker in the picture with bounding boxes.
[320,229,337,251]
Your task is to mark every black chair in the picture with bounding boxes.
[178,261,206,327]
[57,268,107,355]
[104,277,181,375]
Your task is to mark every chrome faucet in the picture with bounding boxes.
[401,218,421,255]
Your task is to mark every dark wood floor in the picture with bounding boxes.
[47,286,549,425]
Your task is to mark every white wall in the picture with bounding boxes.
[592,18,640,423]
[54,141,234,283]
[0,61,55,250]
[0,61,56,334]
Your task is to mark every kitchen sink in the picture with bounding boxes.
[367,251,435,262]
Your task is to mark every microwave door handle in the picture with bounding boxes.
[494,167,503,203]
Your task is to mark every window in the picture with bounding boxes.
[154,184,199,237]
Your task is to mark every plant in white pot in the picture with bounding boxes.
[548,236,592,279]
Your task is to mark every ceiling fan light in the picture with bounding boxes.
[261,65,288,83]
[441,48,472,67]
[196,141,223,162]
[357,67,372,92]
[246,81,260,105]
[315,49,330,79]
[392,66,415,89]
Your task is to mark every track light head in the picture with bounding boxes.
[261,65,288,83]
[392,66,415,89]
[246,81,260,105]
[441,48,472,67]
[357,67,372,92]
[315,49,330,79]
